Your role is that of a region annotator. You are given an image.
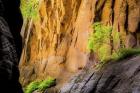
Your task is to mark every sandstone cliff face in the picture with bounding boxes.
[19,0,140,88]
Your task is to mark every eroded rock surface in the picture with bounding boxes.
[20,0,140,89]
[59,56,140,93]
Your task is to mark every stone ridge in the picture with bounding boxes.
[59,56,140,93]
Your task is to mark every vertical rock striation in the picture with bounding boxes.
[20,0,140,90]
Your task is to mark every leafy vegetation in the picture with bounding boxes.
[38,77,56,91]
[20,0,39,19]
[111,48,140,61]
[88,22,112,62]
[96,48,140,69]
[24,81,40,93]
[113,31,120,46]
[88,22,140,68]
[24,77,56,93]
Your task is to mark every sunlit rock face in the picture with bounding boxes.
[19,0,140,88]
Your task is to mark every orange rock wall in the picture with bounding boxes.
[20,0,140,86]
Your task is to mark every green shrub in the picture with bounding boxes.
[38,77,56,91]
[113,31,120,47]
[24,77,56,93]
[20,0,39,19]
[87,22,112,62]
[87,22,140,68]
[98,44,111,62]
[24,81,40,93]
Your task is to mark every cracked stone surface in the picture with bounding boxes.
[59,56,140,93]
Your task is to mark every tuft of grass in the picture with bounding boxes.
[24,81,40,93]
[95,48,140,69]
[111,48,140,61]
[24,77,56,93]
[38,77,56,91]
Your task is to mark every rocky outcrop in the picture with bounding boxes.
[2,0,23,57]
[59,55,140,93]
[20,0,93,86]
[0,0,23,92]
[19,0,140,90]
